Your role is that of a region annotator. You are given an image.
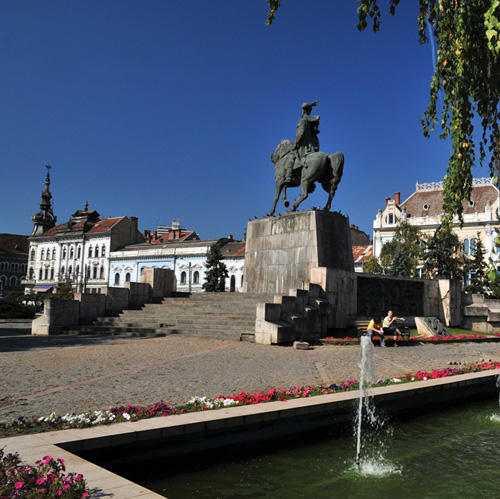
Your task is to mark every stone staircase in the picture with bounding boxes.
[61,293,275,341]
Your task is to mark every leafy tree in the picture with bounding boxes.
[378,221,422,277]
[203,239,229,292]
[421,224,463,278]
[362,256,383,274]
[464,234,489,293]
[266,1,500,221]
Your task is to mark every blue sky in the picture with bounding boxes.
[0,1,488,240]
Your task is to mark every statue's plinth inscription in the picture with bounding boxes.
[243,210,353,295]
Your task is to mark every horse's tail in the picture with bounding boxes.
[329,152,344,183]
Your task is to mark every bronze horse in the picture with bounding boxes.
[268,139,344,216]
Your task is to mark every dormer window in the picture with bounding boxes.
[423,204,429,211]
[468,200,475,207]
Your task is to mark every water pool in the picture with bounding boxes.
[105,397,500,498]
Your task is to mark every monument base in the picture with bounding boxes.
[243,210,353,296]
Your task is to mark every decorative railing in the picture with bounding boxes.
[415,177,494,191]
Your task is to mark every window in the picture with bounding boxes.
[114,273,120,285]
[44,268,49,280]
[388,213,394,224]
[41,249,45,260]
[76,265,80,277]
[469,200,475,207]
[230,275,235,292]
[88,247,92,258]
[125,272,131,282]
[30,249,35,261]
[77,246,81,259]
[62,247,67,259]
[29,268,34,279]
[50,268,54,280]
[100,266,104,279]
[68,266,72,277]
[70,247,74,259]
[241,275,244,287]
[470,238,477,256]
[101,245,106,257]
[463,238,470,255]
[193,271,199,284]
[10,276,17,286]
[423,203,429,211]
[0,276,5,289]
[180,271,186,284]
[95,246,99,258]
[52,249,56,260]
[61,266,65,276]
[93,267,97,279]
[39,269,43,280]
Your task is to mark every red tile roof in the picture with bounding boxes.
[352,245,373,263]
[87,217,124,233]
[0,233,29,254]
[150,230,199,244]
[221,241,245,257]
[401,184,498,218]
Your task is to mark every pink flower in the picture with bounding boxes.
[57,491,63,496]
[14,482,24,489]
[36,478,46,485]
[38,489,46,493]
[63,484,70,489]
[82,493,90,498]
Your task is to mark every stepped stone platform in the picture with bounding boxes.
[61,293,275,342]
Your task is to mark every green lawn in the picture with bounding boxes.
[409,327,496,337]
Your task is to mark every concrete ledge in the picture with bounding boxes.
[1,370,498,497]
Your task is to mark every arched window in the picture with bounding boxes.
[30,249,35,261]
[100,266,104,279]
[95,246,99,258]
[470,238,477,256]
[88,247,93,258]
[241,274,244,287]
[0,276,5,289]
[101,245,106,257]
[93,267,97,279]
[180,271,186,284]
[125,272,131,282]
[76,265,80,276]
[39,269,43,280]
[29,268,34,279]
[463,239,469,255]
[114,273,120,285]
[193,271,199,284]
[52,249,56,260]
[63,247,67,259]
[50,268,54,280]
[68,266,72,277]
[230,275,235,292]
[44,268,49,280]
[9,276,17,287]
[77,246,81,259]
[13,263,18,272]
[41,249,45,260]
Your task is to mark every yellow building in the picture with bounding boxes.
[373,178,500,273]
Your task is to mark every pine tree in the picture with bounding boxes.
[203,239,229,292]
[465,234,488,294]
[422,224,462,279]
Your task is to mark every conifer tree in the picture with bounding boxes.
[203,239,229,292]
[465,234,488,294]
[422,224,462,279]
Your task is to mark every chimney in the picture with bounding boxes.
[385,197,390,208]
[228,234,233,240]
[153,231,158,240]
[394,192,401,205]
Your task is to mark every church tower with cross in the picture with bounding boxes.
[31,165,57,236]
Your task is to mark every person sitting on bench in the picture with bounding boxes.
[382,310,405,337]
[366,315,385,347]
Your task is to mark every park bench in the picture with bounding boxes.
[355,319,410,341]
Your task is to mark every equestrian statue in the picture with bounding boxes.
[268,101,344,216]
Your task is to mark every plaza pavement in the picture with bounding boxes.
[1,322,500,423]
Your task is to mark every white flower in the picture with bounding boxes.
[122,412,131,420]
[391,378,402,383]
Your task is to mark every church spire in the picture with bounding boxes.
[31,165,57,236]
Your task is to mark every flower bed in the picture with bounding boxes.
[0,449,88,497]
[321,333,500,345]
[1,362,499,438]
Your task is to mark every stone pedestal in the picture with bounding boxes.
[243,210,353,295]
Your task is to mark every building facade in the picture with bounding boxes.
[373,178,500,271]
[109,237,245,293]
[0,234,29,295]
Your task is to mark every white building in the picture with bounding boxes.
[373,177,500,270]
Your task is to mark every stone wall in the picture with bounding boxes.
[125,282,152,308]
[74,293,106,324]
[105,287,130,315]
[463,294,500,333]
[244,210,353,295]
[32,299,81,335]
[140,267,175,299]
